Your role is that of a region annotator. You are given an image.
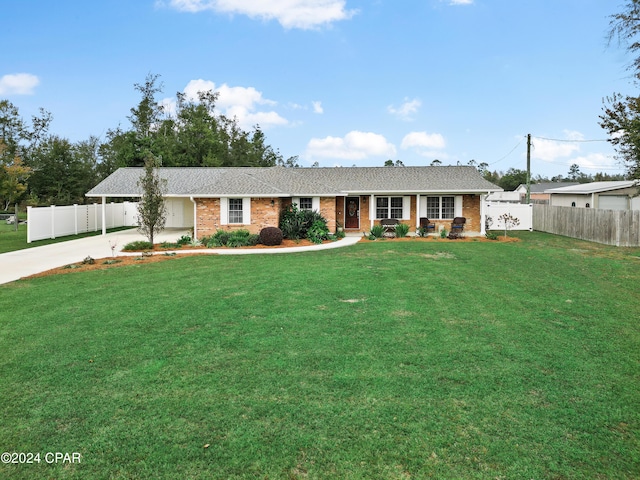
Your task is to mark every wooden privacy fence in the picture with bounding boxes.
[533,204,640,247]
[27,202,139,243]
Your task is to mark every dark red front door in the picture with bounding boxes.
[345,197,360,229]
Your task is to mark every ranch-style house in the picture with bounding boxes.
[86,166,502,238]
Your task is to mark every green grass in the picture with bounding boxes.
[0,224,133,254]
[0,232,639,479]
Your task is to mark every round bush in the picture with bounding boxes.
[259,226,283,246]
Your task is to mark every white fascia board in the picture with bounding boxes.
[85,193,142,198]
[290,193,334,197]
[344,189,501,195]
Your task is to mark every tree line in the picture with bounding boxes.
[600,0,640,181]
[0,74,295,210]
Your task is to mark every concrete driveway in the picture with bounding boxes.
[0,229,361,285]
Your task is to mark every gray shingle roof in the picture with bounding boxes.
[86,166,502,198]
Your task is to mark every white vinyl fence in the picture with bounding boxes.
[484,202,533,231]
[27,202,139,243]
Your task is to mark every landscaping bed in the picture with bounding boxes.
[25,238,335,279]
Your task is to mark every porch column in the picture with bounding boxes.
[101,196,107,236]
[190,196,197,240]
[370,194,375,231]
[416,194,420,230]
[480,194,487,235]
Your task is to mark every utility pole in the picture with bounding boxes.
[526,134,531,203]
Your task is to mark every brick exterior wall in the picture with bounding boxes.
[195,198,220,238]
[195,194,482,238]
[461,194,481,233]
[196,196,337,238]
[424,195,481,233]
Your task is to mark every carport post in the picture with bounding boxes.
[101,196,106,236]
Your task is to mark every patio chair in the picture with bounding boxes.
[419,217,436,235]
[380,218,399,237]
[450,217,466,235]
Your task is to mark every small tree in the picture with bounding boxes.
[137,153,167,245]
[498,213,520,238]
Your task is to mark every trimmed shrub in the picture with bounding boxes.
[279,204,328,240]
[485,231,499,240]
[176,235,191,246]
[259,227,284,246]
[307,220,329,244]
[122,240,154,251]
[206,229,259,248]
[206,231,231,247]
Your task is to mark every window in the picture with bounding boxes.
[299,197,313,211]
[426,196,455,219]
[376,196,404,219]
[376,197,388,219]
[390,197,403,219]
[228,198,243,224]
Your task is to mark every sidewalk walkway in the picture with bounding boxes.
[0,229,361,285]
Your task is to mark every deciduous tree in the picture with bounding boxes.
[600,1,640,179]
[137,153,167,245]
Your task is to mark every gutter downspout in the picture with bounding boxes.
[190,196,197,240]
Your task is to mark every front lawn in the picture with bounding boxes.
[0,233,638,479]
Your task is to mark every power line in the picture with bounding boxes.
[531,135,609,143]
[489,137,525,165]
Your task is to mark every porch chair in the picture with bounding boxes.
[450,217,466,236]
[419,217,436,235]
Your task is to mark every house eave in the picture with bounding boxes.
[343,189,502,195]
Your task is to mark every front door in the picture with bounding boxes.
[345,197,360,229]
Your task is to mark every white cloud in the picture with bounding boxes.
[0,73,40,95]
[165,0,357,29]
[530,137,580,161]
[567,153,618,172]
[388,98,421,120]
[305,131,397,160]
[449,0,473,5]
[162,79,287,130]
[182,79,216,100]
[312,101,323,114]
[563,129,585,141]
[401,131,445,150]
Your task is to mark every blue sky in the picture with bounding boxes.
[1,0,634,178]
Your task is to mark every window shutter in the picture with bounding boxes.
[312,196,320,212]
[455,195,463,217]
[220,198,228,225]
[242,198,251,224]
[403,196,411,220]
[419,196,427,218]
